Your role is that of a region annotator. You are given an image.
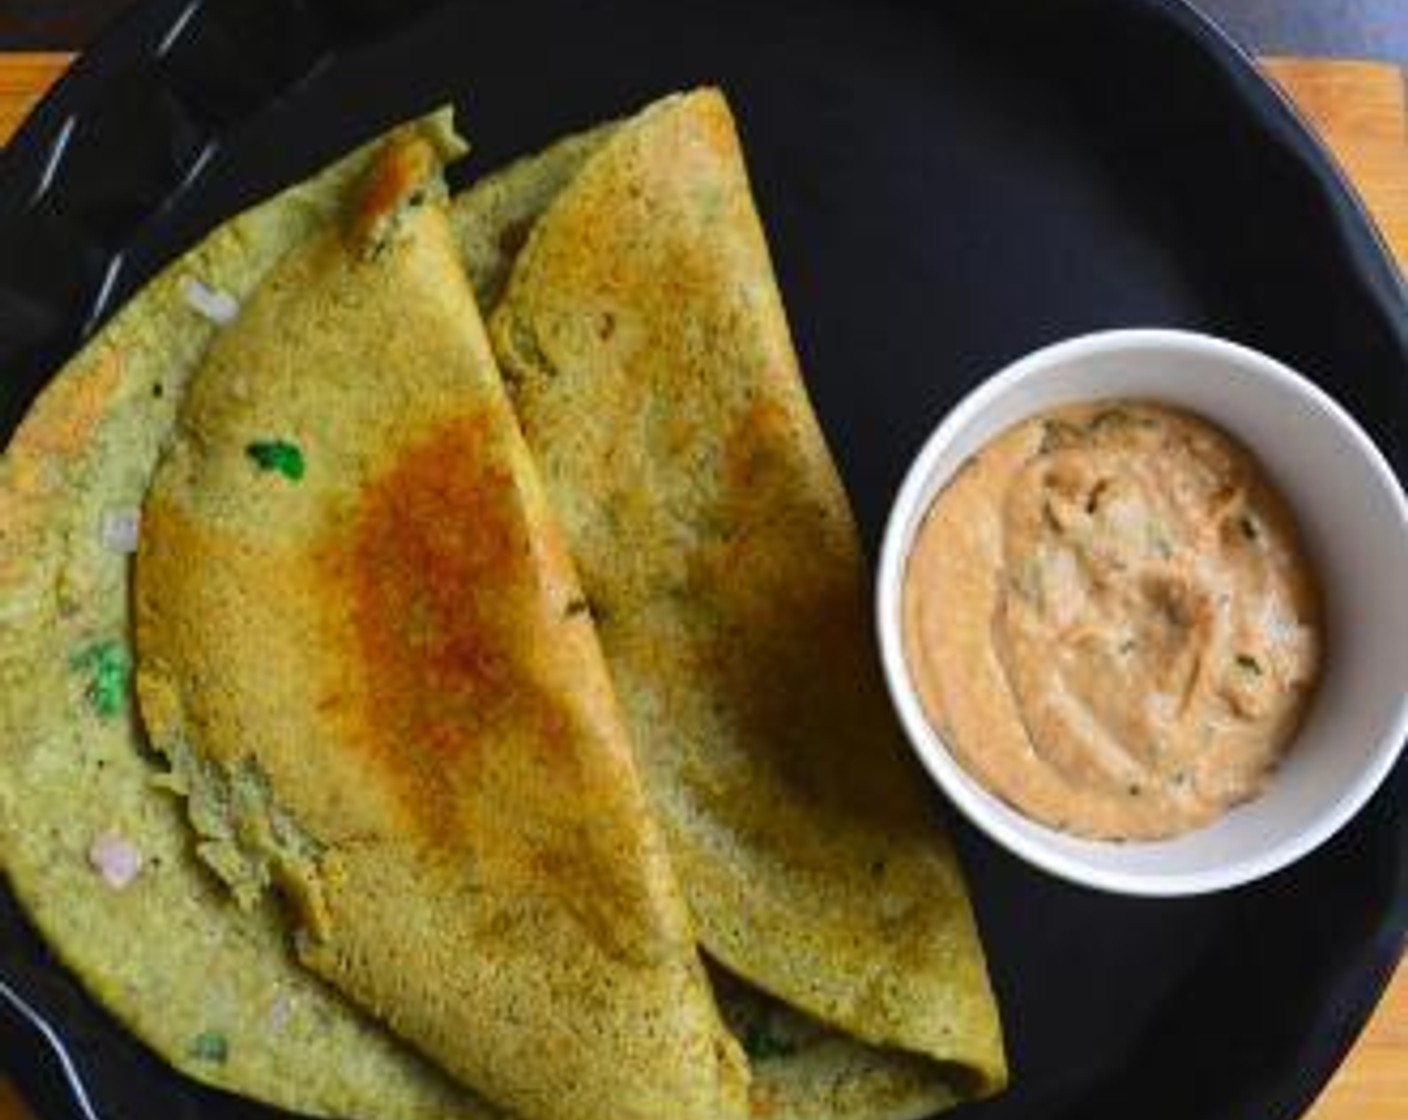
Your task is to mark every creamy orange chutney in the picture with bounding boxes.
[902,401,1323,840]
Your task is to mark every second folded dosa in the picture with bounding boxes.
[461,88,1007,1104]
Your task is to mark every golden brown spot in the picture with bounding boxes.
[688,92,739,161]
[7,347,122,462]
[0,347,124,589]
[347,415,524,745]
[328,416,558,837]
[723,399,793,495]
[348,136,437,253]
[748,1086,779,1118]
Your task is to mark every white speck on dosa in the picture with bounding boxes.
[89,832,143,890]
[99,507,141,554]
[181,277,240,325]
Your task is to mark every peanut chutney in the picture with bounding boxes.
[903,401,1324,840]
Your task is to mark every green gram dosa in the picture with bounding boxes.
[134,131,746,1120]
[0,116,491,1120]
[457,87,1007,1111]
[1,94,1006,1120]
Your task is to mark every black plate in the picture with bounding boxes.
[1,2,1405,1119]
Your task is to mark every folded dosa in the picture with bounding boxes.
[134,134,746,1120]
[467,88,1007,1102]
[0,115,496,1120]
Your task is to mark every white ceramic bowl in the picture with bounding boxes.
[876,329,1408,896]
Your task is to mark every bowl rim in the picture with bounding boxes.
[875,327,1408,897]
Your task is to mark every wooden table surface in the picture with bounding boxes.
[1,50,1405,1120]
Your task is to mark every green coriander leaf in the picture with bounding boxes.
[246,440,305,481]
[1089,408,1156,434]
[1235,653,1263,676]
[71,641,130,719]
[1040,419,1084,454]
[189,1030,229,1064]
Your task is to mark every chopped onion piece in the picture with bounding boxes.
[89,832,143,890]
[181,277,239,325]
[99,507,141,554]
